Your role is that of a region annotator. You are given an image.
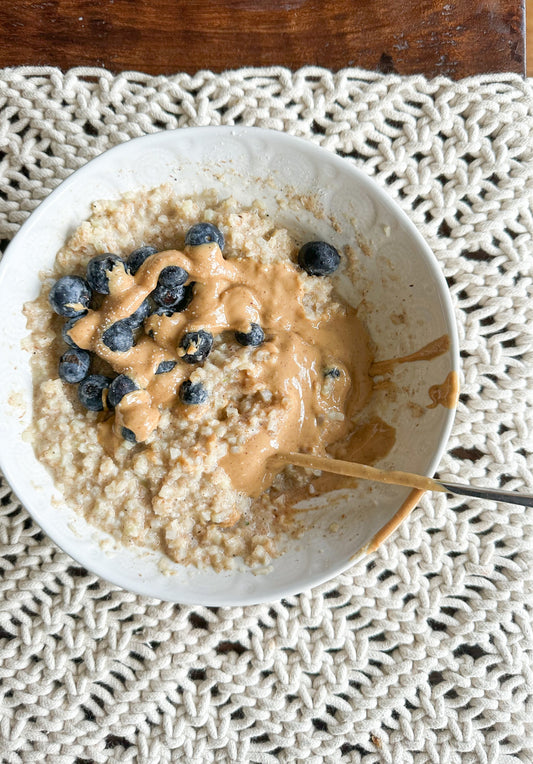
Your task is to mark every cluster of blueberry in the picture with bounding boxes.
[49,219,340,442]
[49,223,227,421]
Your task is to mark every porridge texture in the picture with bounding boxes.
[24,185,380,570]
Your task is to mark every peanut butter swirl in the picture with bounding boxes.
[69,242,374,497]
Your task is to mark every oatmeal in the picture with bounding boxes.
[24,185,380,570]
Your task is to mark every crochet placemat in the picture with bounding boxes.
[0,67,532,763]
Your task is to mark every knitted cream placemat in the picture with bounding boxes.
[0,67,532,764]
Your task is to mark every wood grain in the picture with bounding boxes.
[526,0,533,77]
[0,0,525,79]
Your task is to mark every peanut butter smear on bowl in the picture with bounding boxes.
[69,240,374,499]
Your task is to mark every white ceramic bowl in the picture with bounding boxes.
[0,127,459,605]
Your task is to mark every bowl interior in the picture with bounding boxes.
[0,127,458,605]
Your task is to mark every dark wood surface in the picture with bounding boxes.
[0,0,525,79]
[526,0,533,77]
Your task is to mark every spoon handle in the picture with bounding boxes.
[438,481,533,507]
[277,452,442,491]
[278,452,533,508]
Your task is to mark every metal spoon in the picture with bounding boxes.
[275,452,533,508]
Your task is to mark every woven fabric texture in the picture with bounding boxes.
[0,67,532,763]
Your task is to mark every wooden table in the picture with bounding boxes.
[0,0,526,79]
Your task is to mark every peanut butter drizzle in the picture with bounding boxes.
[312,416,395,494]
[281,416,396,499]
[333,417,397,464]
[427,370,459,409]
[364,489,425,555]
[361,347,457,555]
[68,243,374,497]
[370,334,450,377]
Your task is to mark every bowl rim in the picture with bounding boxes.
[0,126,460,604]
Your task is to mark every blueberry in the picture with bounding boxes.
[158,265,188,288]
[179,380,208,405]
[121,427,137,443]
[86,253,125,294]
[108,374,139,408]
[185,222,224,251]
[298,241,340,276]
[102,320,134,352]
[78,374,112,411]
[152,284,186,309]
[62,316,83,348]
[153,283,194,314]
[324,367,341,378]
[49,275,91,318]
[177,282,195,311]
[127,245,158,275]
[235,323,265,347]
[152,306,173,319]
[58,348,91,383]
[155,360,177,374]
[124,298,152,329]
[179,330,213,364]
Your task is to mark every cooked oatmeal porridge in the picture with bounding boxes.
[24,184,386,571]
